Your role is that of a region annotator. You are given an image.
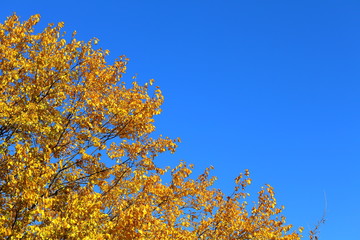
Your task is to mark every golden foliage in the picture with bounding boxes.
[0,14,302,239]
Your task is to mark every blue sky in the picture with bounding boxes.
[2,1,360,239]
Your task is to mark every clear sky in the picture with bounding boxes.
[2,1,360,239]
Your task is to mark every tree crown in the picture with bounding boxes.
[0,14,303,239]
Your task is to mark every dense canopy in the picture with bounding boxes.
[0,14,304,239]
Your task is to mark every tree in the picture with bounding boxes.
[0,14,303,239]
